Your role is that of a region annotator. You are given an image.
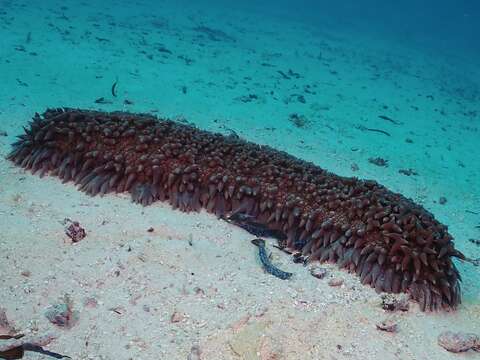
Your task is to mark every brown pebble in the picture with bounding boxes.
[376,319,398,333]
[147,227,154,232]
[20,270,31,277]
[437,331,480,353]
[328,277,344,287]
[310,266,328,279]
[170,311,185,323]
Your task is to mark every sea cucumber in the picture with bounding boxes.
[7,108,465,311]
[251,238,293,280]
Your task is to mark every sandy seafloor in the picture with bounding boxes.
[0,0,479,359]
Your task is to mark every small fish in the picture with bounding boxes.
[226,213,287,240]
[378,115,400,125]
[111,77,118,97]
[94,97,113,105]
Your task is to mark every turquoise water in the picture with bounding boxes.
[0,0,479,358]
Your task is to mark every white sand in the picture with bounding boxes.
[0,0,479,359]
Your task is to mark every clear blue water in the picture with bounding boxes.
[208,0,480,56]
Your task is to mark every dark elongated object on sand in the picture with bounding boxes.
[0,334,70,359]
[7,108,465,311]
[251,238,293,280]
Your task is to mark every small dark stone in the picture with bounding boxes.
[288,113,309,128]
[368,157,389,167]
[310,266,327,279]
[65,221,86,242]
[292,252,305,264]
[376,319,398,333]
[328,277,344,287]
[468,238,480,246]
[238,94,258,103]
[439,196,447,205]
[398,168,418,176]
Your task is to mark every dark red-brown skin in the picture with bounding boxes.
[8,108,465,311]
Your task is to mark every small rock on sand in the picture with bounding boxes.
[437,331,480,353]
[65,221,86,243]
[328,277,344,287]
[376,319,398,333]
[310,266,327,279]
[171,311,186,323]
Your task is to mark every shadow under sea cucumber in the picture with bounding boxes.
[7,108,465,311]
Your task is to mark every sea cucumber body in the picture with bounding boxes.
[8,108,464,311]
